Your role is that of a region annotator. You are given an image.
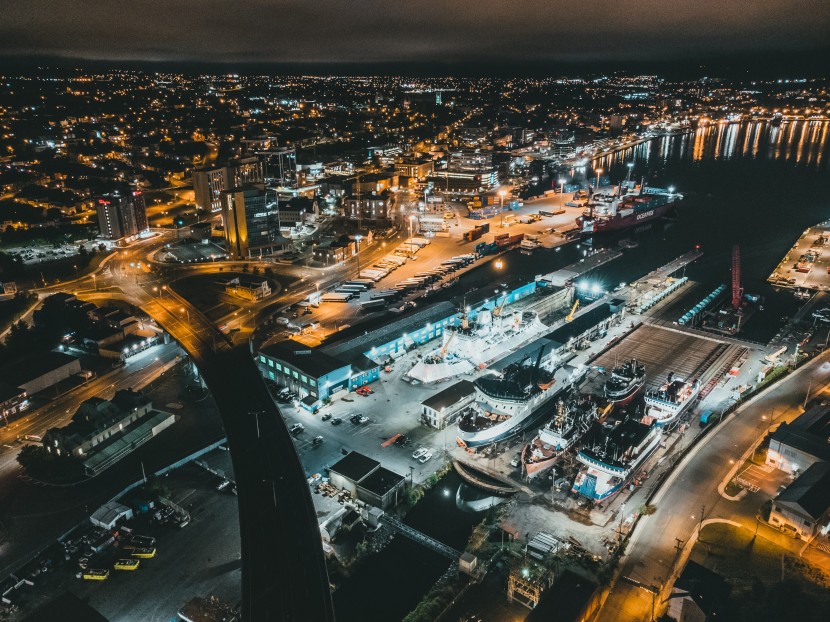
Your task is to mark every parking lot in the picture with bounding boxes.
[1,243,82,265]
[4,454,243,622]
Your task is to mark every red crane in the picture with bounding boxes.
[731,244,743,310]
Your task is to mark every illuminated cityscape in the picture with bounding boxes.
[0,3,829,622]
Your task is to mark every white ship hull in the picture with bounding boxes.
[458,365,585,447]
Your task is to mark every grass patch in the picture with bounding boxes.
[691,523,830,621]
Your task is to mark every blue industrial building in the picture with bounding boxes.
[257,280,548,404]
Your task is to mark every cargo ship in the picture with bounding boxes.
[521,396,599,479]
[642,373,700,427]
[603,359,646,405]
[457,350,586,447]
[571,418,662,502]
[576,186,681,236]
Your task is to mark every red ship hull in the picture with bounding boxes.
[576,201,676,235]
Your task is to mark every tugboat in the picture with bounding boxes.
[521,397,599,479]
[603,359,646,405]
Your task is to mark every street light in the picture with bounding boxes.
[558,178,566,194]
[354,234,362,276]
[498,189,507,227]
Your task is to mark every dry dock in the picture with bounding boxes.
[582,324,731,396]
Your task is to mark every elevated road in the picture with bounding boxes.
[44,234,335,621]
[142,293,335,622]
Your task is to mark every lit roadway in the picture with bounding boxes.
[38,234,335,621]
[598,352,830,622]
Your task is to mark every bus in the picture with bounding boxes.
[83,569,110,581]
[321,292,354,303]
[346,279,374,288]
[114,558,140,571]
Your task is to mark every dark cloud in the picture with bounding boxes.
[0,0,827,65]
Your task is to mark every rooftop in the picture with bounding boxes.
[421,379,476,410]
[544,299,623,346]
[260,340,348,379]
[357,466,405,497]
[771,422,830,464]
[777,462,830,520]
[672,561,731,617]
[322,300,456,362]
[329,451,379,483]
[0,351,79,387]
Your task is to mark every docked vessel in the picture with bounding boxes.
[521,396,599,478]
[576,186,681,236]
[457,350,586,447]
[642,373,700,427]
[571,418,662,502]
[408,308,547,384]
[603,359,646,405]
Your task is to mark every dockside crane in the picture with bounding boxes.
[566,299,580,322]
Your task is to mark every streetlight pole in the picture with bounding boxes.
[354,235,362,277]
[626,162,634,183]
[499,189,507,227]
[595,168,603,191]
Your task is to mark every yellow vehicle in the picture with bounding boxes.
[114,558,140,571]
[130,547,156,559]
[82,569,110,581]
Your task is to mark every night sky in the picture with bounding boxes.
[2,0,828,69]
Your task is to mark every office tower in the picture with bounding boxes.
[96,190,148,242]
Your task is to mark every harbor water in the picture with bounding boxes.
[332,472,505,621]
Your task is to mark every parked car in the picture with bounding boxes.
[355,386,373,396]
[331,416,342,426]
[312,436,324,446]
[321,413,332,421]
[412,447,428,460]
[418,452,433,464]
[290,423,304,435]
[510,457,521,468]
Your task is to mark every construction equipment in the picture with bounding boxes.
[493,295,508,317]
[566,300,580,322]
[439,330,456,358]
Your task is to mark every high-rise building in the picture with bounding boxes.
[96,190,147,242]
[193,156,264,213]
[221,184,282,259]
